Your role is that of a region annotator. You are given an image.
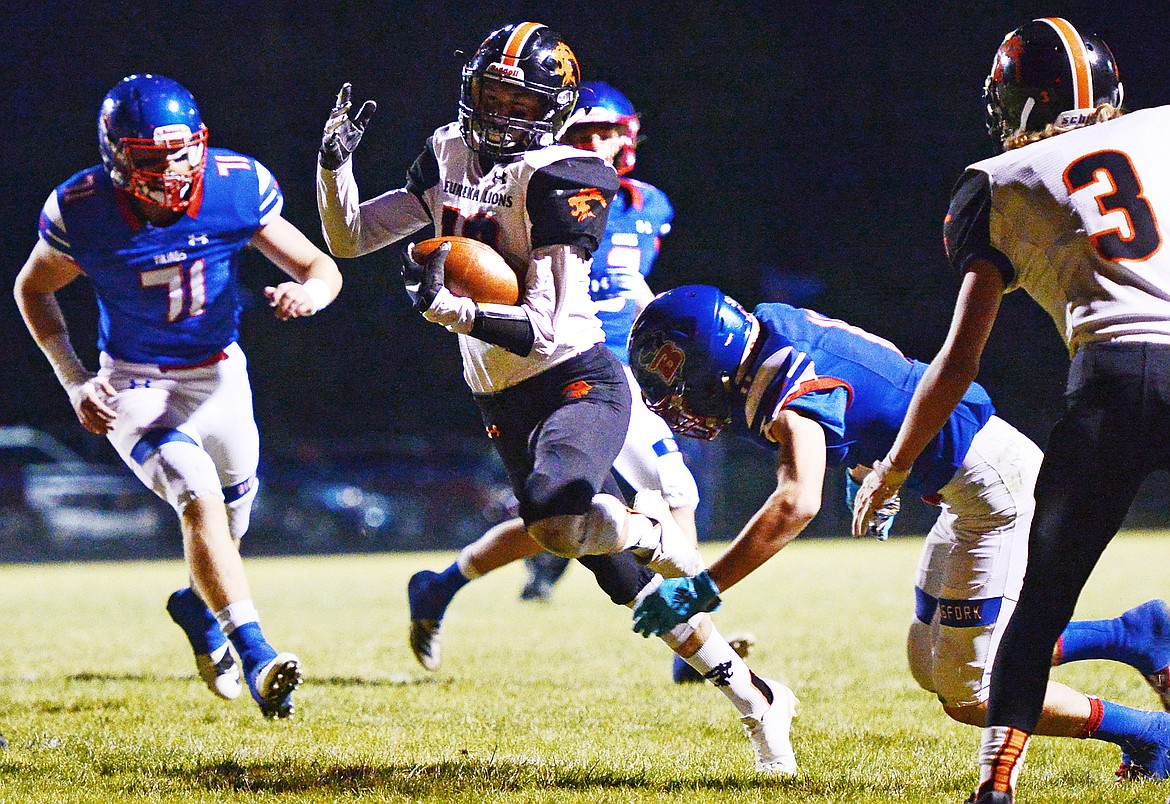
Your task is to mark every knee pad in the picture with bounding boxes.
[528,494,629,558]
[137,437,223,513]
[927,622,996,707]
[907,619,937,695]
[223,476,258,541]
[528,514,588,558]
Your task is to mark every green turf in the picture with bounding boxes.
[2,531,1169,802]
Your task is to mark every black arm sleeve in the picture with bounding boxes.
[469,305,535,356]
[405,138,439,216]
[944,169,1015,285]
[526,156,620,255]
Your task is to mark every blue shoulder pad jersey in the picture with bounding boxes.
[38,148,283,366]
[590,178,673,363]
[735,304,995,498]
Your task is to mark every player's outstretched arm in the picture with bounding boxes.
[319,83,376,171]
[14,240,116,434]
[253,216,342,320]
[632,410,827,637]
[852,259,1004,536]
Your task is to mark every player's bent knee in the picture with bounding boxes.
[223,476,258,540]
[527,515,588,558]
[138,438,223,513]
[907,619,937,694]
[942,700,987,727]
[928,628,993,708]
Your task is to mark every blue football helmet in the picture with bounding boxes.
[459,22,580,158]
[98,74,208,212]
[564,81,640,175]
[627,285,755,440]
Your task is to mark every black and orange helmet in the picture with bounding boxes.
[459,22,580,157]
[984,17,1122,145]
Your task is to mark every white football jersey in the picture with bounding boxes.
[317,122,618,393]
[407,123,616,391]
[946,106,1170,353]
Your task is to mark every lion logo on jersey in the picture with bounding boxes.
[567,187,607,222]
[547,42,580,87]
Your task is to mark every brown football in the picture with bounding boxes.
[410,236,521,305]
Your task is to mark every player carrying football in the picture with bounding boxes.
[315,22,797,774]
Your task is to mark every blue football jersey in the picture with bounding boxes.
[38,148,284,366]
[735,304,995,497]
[589,178,673,363]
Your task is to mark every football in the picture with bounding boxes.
[410,236,521,305]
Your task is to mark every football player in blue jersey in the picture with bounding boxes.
[14,74,342,719]
[851,19,1170,802]
[626,285,1170,778]
[318,25,796,774]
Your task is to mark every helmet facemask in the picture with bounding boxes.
[561,120,639,175]
[645,387,732,441]
[457,22,580,159]
[113,125,208,212]
[460,71,574,157]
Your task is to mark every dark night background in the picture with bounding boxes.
[3,1,1169,545]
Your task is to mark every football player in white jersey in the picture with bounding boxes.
[398,79,741,684]
[316,22,797,774]
[849,19,1170,803]
[15,74,342,718]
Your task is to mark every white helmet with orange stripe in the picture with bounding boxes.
[983,17,1123,146]
[458,22,581,158]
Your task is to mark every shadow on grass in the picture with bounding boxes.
[159,756,803,796]
[61,672,447,688]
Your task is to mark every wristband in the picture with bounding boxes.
[301,278,333,313]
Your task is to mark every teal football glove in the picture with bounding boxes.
[632,570,722,637]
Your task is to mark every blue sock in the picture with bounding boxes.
[1092,699,1163,748]
[1058,601,1170,675]
[436,562,470,593]
[165,588,225,655]
[227,621,276,677]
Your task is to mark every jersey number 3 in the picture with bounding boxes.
[1065,150,1162,262]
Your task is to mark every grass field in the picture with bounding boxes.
[2,531,1170,803]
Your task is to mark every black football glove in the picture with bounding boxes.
[320,83,377,170]
[402,242,449,313]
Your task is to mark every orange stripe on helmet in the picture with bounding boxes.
[501,22,546,66]
[1042,17,1093,109]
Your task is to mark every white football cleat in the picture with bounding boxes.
[742,678,799,775]
[195,644,242,701]
[629,490,706,579]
